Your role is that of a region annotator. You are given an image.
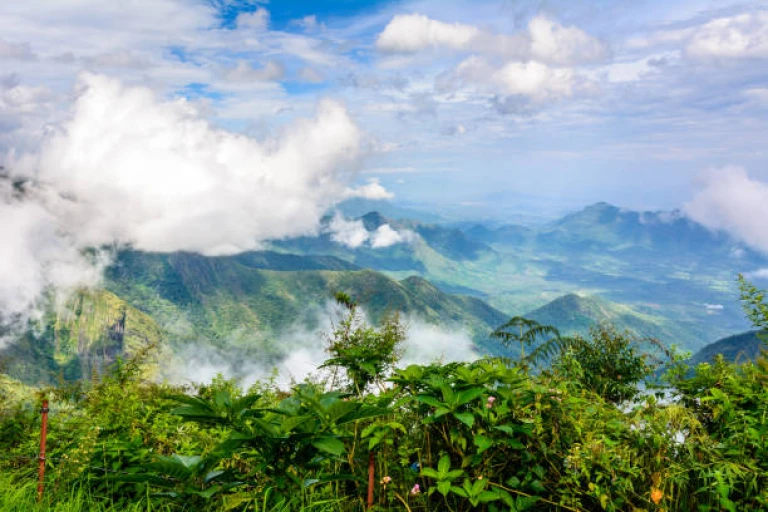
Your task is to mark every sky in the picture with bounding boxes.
[1,0,767,215]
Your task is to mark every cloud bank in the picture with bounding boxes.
[169,304,480,390]
[326,213,415,249]
[685,166,768,253]
[1,73,364,334]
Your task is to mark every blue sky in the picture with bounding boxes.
[1,0,768,219]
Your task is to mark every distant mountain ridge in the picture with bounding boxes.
[523,293,695,345]
[689,331,765,365]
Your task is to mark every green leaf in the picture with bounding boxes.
[437,480,451,496]
[514,496,540,511]
[421,468,440,479]
[453,411,475,428]
[479,491,500,503]
[416,395,446,408]
[474,435,493,454]
[455,387,484,406]
[451,486,468,498]
[311,437,345,456]
[438,454,451,474]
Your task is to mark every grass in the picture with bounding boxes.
[0,473,175,512]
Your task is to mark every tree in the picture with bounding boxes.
[322,292,405,395]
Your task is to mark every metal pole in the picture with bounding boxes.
[37,398,49,502]
[367,450,375,509]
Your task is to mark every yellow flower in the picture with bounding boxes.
[651,487,664,505]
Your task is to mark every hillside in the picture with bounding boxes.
[689,331,765,365]
[104,249,510,352]
[524,293,697,345]
[1,289,163,383]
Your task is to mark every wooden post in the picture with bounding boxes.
[367,450,375,509]
[37,398,49,502]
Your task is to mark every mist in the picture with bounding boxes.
[167,302,480,390]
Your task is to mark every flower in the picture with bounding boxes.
[650,488,663,504]
[486,396,496,408]
[380,475,392,488]
[411,484,420,495]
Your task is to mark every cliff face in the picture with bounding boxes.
[1,289,163,383]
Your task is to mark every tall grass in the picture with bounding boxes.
[0,473,174,512]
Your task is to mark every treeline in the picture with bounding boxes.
[1,281,768,511]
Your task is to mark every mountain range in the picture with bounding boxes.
[1,201,765,384]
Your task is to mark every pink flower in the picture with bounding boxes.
[486,396,496,408]
[381,476,392,486]
[411,484,421,495]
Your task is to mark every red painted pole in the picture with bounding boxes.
[367,450,375,509]
[37,398,49,502]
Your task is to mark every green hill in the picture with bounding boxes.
[524,293,697,345]
[689,331,765,365]
[1,289,163,383]
[103,250,509,352]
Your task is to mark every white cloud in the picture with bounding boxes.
[451,56,581,105]
[371,224,416,248]
[0,180,103,343]
[631,11,768,62]
[376,14,479,53]
[376,13,608,65]
[236,7,269,31]
[400,317,479,366]
[344,177,394,200]
[0,73,364,331]
[326,212,414,249]
[16,74,361,255]
[0,39,37,61]
[166,304,479,389]
[745,268,768,280]
[493,60,576,100]
[224,60,285,82]
[528,15,609,65]
[87,50,148,69]
[685,11,768,60]
[327,214,370,248]
[685,166,768,253]
[0,68,370,336]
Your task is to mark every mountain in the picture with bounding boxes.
[689,331,765,365]
[273,211,493,271]
[1,290,163,383]
[537,202,749,257]
[2,249,513,384]
[524,293,698,345]
[104,249,509,348]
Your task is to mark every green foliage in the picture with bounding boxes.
[554,324,667,403]
[3,284,768,511]
[738,274,768,336]
[322,293,405,395]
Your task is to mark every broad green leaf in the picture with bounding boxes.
[453,411,475,428]
[455,387,485,406]
[438,454,451,474]
[311,437,345,456]
[474,435,493,454]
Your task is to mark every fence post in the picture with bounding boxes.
[37,398,49,502]
[367,450,375,509]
